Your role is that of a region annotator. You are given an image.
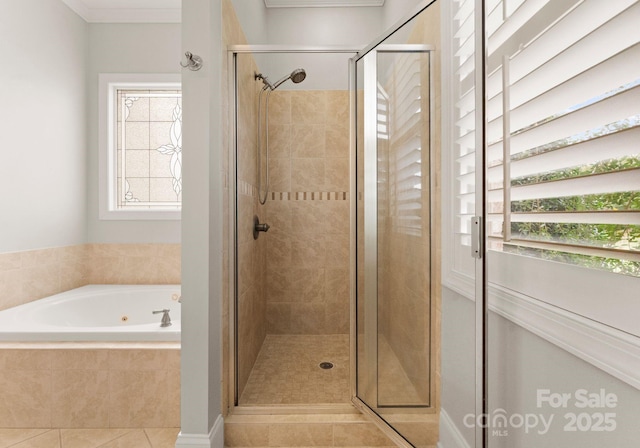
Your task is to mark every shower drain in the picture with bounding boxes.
[319,362,334,370]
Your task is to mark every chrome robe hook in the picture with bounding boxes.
[181,51,203,71]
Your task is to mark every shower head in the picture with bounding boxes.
[290,68,306,84]
[271,68,307,90]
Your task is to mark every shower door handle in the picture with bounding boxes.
[253,215,270,240]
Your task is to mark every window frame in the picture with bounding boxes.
[98,73,182,221]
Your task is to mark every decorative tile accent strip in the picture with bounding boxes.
[269,191,349,201]
[237,179,257,198]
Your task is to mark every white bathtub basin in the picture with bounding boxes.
[0,284,181,342]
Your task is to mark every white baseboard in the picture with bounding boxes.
[175,414,224,448]
[438,408,471,448]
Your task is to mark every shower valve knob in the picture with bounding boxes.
[253,215,270,240]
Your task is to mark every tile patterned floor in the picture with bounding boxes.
[239,334,350,405]
[0,428,179,448]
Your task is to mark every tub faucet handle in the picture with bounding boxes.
[152,309,172,327]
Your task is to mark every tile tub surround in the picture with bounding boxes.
[0,344,180,429]
[0,243,181,312]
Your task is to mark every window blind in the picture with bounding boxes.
[381,52,427,236]
[452,0,478,276]
[485,0,640,275]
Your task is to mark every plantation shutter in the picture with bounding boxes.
[452,0,478,277]
[388,53,425,236]
[378,51,427,237]
[486,0,640,273]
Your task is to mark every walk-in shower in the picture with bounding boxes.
[255,68,306,204]
[229,14,440,442]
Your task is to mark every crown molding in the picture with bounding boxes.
[264,0,385,7]
[60,0,180,23]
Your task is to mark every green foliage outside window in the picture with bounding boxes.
[507,155,640,277]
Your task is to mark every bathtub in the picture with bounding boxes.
[0,284,181,342]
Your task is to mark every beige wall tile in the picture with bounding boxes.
[51,370,110,428]
[268,91,292,125]
[291,158,325,191]
[51,349,109,371]
[267,124,292,159]
[20,248,60,268]
[291,124,326,158]
[0,270,25,311]
[269,158,292,192]
[224,423,269,447]
[265,200,292,235]
[290,303,326,334]
[326,91,349,125]
[291,234,326,269]
[108,349,173,371]
[291,91,327,125]
[0,252,23,271]
[325,158,349,191]
[0,350,52,370]
[325,123,350,158]
[0,370,51,427]
[108,370,174,428]
[266,303,291,334]
[332,422,395,447]
[268,423,333,447]
[21,264,60,302]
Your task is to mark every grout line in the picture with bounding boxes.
[95,429,136,448]
[5,429,55,448]
[143,428,154,447]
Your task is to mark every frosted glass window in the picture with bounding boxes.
[116,89,182,210]
[98,74,182,220]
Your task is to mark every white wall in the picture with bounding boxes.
[176,0,224,445]
[441,286,640,448]
[231,0,269,44]
[382,0,424,29]
[87,23,182,243]
[229,2,382,91]
[0,0,88,253]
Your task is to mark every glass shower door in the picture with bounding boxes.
[356,45,436,447]
[353,1,485,446]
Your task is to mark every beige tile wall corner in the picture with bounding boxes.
[265,90,351,335]
[0,243,181,312]
[222,0,269,407]
[0,346,180,429]
[0,245,89,312]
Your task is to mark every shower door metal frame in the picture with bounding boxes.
[349,0,488,445]
[227,45,360,415]
[351,42,436,448]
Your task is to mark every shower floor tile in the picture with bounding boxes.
[239,334,350,405]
